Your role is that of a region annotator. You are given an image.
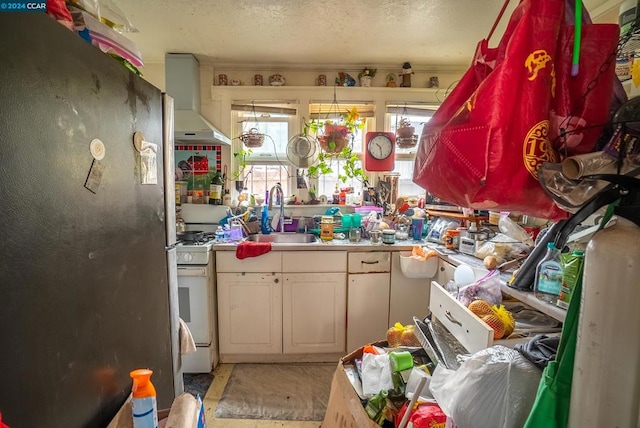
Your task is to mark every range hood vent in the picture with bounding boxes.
[165,53,231,145]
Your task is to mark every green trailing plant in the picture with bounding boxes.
[231,148,252,181]
[307,146,368,184]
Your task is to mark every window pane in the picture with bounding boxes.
[245,165,289,198]
[241,119,289,156]
[395,159,425,198]
[316,159,364,200]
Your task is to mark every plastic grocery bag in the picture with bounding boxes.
[361,352,394,398]
[456,270,502,306]
[429,345,541,428]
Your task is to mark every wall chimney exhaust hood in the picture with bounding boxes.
[165,53,231,145]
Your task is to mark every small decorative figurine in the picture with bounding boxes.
[400,62,414,87]
[428,76,439,88]
[336,72,356,87]
[386,73,397,88]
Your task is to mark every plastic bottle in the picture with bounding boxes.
[214,226,224,243]
[261,204,271,234]
[533,242,563,304]
[130,369,158,428]
[339,189,346,205]
[222,190,232,206]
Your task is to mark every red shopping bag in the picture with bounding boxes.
[413,0,620,220]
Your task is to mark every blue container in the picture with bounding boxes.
[412,218,424,240]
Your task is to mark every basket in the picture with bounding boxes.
[396,135,418,149]
[240,128,265,148]
[399,252,438,278]
[318,135,349,153]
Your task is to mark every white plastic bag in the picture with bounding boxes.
[456,270,502,306]
[429,346,541,428]
[361,352,394,398]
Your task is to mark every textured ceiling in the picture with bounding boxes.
[117,0,621,69]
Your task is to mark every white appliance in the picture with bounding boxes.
[177,239,218,373]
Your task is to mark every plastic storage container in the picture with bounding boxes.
[399,252,438,278]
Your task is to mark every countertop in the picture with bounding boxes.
[212,238,425,252]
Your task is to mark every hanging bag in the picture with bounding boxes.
[413,0,620,220]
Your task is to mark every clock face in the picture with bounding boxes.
[368,135,393,160]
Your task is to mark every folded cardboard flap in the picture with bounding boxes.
[322,341,387,428]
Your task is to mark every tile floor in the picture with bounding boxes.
[202,364,323,427]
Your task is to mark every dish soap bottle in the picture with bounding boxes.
[534,242,563,304]
[130,369,158,428]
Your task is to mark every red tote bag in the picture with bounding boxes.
[413,0,620,220]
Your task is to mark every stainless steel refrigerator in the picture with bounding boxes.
[0,13,181,427]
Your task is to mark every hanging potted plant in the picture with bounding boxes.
[317,107,366,154]
[396,116,418,148]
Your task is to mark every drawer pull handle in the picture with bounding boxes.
[445,311,462,326]
[362,260,379,265]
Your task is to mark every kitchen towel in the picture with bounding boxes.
[179,318,196,355]
[235,241,272,259]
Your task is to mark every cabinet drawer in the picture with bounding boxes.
[282,251,347,273]
[429,280,494,354]
[348,252,391,273]
[216,251,282,273]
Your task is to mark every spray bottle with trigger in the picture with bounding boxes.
[130,369,158,428]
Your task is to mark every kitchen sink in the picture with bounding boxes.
[246,233,318,244]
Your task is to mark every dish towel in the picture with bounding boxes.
[179,317,196,355]
[235,241,272,259]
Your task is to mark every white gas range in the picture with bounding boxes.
[176,239,218,374]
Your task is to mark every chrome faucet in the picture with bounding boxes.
[268,182,285,233]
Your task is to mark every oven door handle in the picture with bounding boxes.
[177,266,208,277]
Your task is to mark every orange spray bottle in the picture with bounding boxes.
[130,369,158,428]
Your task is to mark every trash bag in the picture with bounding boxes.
[429,345,541,428]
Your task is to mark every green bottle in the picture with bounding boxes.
[209,169,223,205]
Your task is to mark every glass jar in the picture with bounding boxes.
[369,230,382,245]
[382,229,396,245]
[320,215,334,241]
[349,227,361,243]
[395,224,409,240]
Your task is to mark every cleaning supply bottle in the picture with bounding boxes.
[130,369,158,428]
[533,242,563,304]
[261,204,271,234]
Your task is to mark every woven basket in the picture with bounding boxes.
[240,128,265,148]
[319,134,349,153]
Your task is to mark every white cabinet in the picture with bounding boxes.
[347,273,390,351]
[435,257,456,286]
[389,252,431,326]
[347,252,391,351]
[217,272,282,354]
[217,251,348,359]
[283,273,346,354]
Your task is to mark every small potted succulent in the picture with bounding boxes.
[358,67,377,87]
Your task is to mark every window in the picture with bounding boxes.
[309,102,374,199]
[232,103,298,197]
[386,104,439,197]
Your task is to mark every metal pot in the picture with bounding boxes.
[177,230,204,242]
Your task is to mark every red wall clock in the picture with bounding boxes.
[365,132,395,171]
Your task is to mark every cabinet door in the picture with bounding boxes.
[347,273,390,351]
[282,273,347,354]
[389,252,430,326]
[217,273,282,354]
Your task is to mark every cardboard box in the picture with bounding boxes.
[322,342,387,428]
